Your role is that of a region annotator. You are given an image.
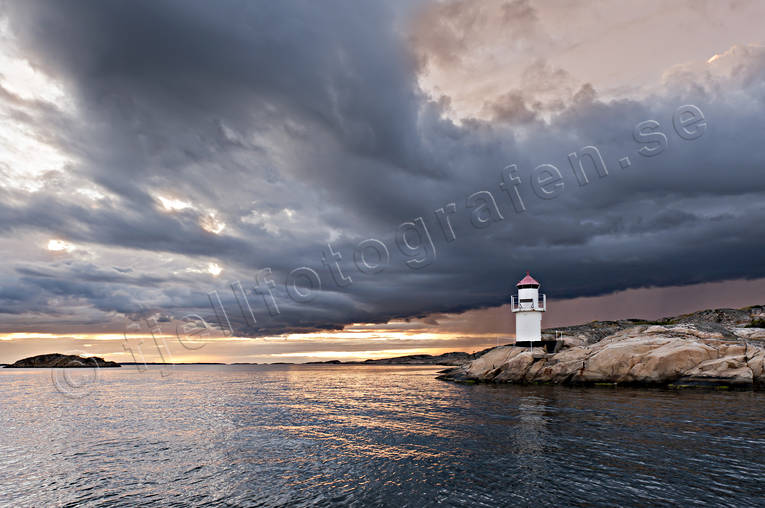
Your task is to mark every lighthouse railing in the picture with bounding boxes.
[511,294,546,311]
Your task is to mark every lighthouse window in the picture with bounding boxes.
[520,298,533,303]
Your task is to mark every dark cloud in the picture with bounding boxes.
[485,91,538,123]
[0,0,764,339]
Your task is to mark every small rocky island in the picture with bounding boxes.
[5,353,121,368]
[439,306,765,389]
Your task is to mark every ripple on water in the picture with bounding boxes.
[1,365,764,507]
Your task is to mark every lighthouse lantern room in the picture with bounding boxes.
[511,272,546,344]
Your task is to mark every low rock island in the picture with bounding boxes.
[5,353,121,368]
[439,306,765,388]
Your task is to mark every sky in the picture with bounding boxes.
[1,0,764,364]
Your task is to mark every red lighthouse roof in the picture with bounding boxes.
[516,272,540,287]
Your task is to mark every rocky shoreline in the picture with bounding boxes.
[438,306,765,389]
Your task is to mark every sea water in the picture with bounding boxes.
[1,365,763,507]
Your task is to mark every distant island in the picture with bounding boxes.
[439,305,765,389]
[306,351,483,366]
[121,362,226,365]
[5,353,121,368]
[1,355,473,368]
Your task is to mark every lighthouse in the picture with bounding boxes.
[511,272,546,346]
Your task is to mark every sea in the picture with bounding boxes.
[1,364,764,507]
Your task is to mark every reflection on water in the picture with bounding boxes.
[1,365,764,506]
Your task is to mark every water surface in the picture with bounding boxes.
[1,365,763,506]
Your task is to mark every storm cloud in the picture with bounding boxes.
[0,0,764,341]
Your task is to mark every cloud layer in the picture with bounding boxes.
[1,0,764,341]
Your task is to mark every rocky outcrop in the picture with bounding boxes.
[5,353,121,368]
[439,305,765,388]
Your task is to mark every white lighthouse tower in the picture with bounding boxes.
[511,272,546,345]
